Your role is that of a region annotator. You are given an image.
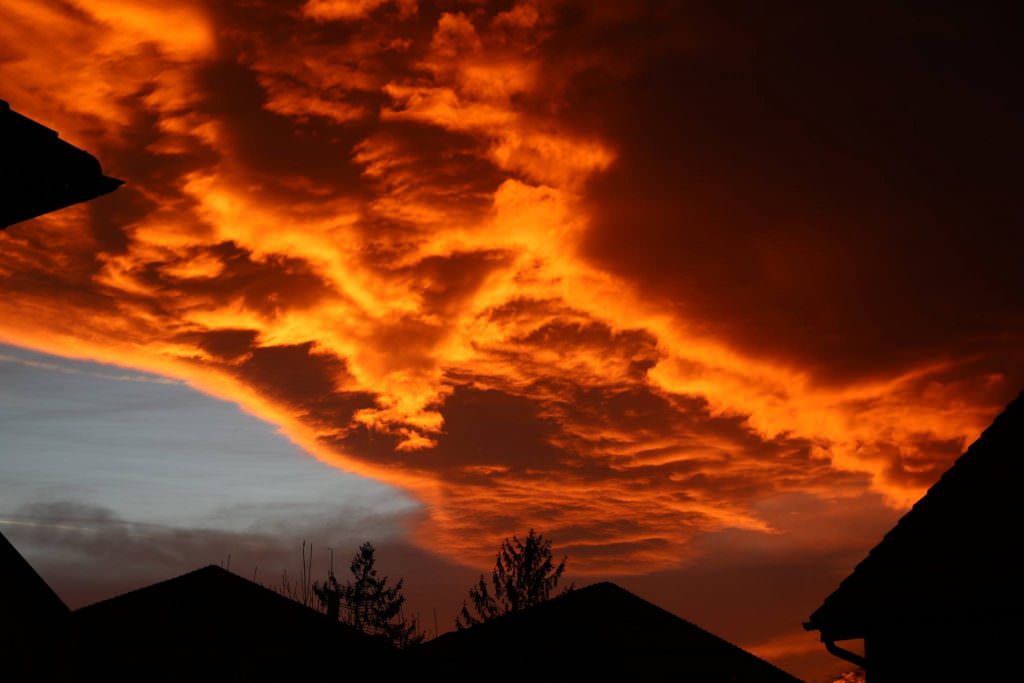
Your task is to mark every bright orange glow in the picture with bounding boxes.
[0,0,1019,580]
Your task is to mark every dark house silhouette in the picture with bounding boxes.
[804,391,1024,681]
[412,581,802,682]
[0,530,70,676]
[68,565,395,680]
[1,98,122,229]
[0,531,395,680]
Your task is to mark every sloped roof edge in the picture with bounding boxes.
[1,99,123,229]
[805,390,1024,640]
[0,529,69,622]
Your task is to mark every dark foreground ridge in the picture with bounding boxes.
[806,390,1024,680]
[412,581,802,682]
[0,99,122,229]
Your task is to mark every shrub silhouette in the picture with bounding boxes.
[456,529,572,629]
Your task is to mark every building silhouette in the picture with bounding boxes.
[804,391,1023,681]
[0,533,394,680]
[413,581,802,682]
[0,530,70,676]
[2,530,807,681]
[1,99,122,229]
[69,564,394,681]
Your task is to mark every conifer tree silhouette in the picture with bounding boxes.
[315,541,424,648]
[456,529,572,629]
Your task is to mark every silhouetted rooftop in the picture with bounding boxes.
[805,391,1024,641]
[0,99,122,229]
[70,564,395,680]
[413,581,802,682]
[0,529,68,631]
[74,563,341,627]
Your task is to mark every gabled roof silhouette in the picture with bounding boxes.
[1,99,122,229]
[414,581,802,682]
[70,565,395,680]
[805,391,1024,642]
[73,563,346,629]
[1,531,70,678]
[0,529,69,630]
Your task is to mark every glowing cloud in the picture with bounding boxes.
[1,0,1020,574]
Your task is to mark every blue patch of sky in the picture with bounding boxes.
[0,343,417,534]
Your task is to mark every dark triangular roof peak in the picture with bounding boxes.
[0,529,69,633]
[415,581,801,682]
[806,390,1024,641]
[69,563,395,678]
[74,563,364,635]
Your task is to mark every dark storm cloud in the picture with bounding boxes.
[557,1,1024,384]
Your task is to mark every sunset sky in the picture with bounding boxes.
[1,1,1021,680]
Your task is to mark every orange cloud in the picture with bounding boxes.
[1,0,1020,577]
[302,0,417,23]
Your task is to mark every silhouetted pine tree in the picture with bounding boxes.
[315,541,424,648]
[456,529,572,629]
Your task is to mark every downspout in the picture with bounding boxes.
[803,621,867,669]
[823,638,866,669]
